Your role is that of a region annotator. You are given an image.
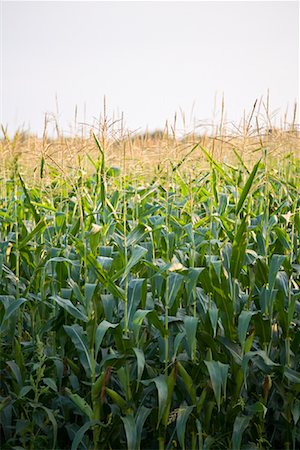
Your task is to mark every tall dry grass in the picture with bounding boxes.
[1,99,299,183]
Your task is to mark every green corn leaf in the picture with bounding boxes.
[284,367,300,384]
[174,331,185,357]
[1,298,26,329]
[268,254,285,290]
[18,172,40,222]
[31,201,57,212]
[126,224,148,247]
[230,217,248,279]
[18,218,48,249]
[184,316,198,358]
[68,279,85,305]
[176,405,194,450]
[200,146,233,184]
[253,314,271,345]
[196,419,203,450]
[0,397,11,413]
[39,406,58,450]
[71,420,100,450]
[97,256,113,271]
[288,294,297,326]
[291,399,300,425]
[0,210,14,223]
[143,375,168,428]
[242,351,278,389]
[211,260,222,283]
[69,217,80,237]
[71,235,124,299]
[185,268,205,305]
[177,361,196,404]
[64,325,92,376]
[6,361,23,387]
[208,302,218,338]
[136,406,151,450]
[55,211,66,229]
[204,360,229,411]
[236,159,260,215]
[172,141,200,172]
[84,283,97,304]
[233,148,250,174]
[121,245,148,283]
[43,378,58,392]
[46,256,80,266]
[168,272,183,308]
[132,309,152,339]
[238,310,254,351]
[274,226,292,251]
[65,388,93,420]
[121,416,138,450]
[18,386,33,398]
[231,414,251,450]
[218,336,242,365]
[153,375,168,428]
[40,155,45,179]
[93,132,106,204]
[52,295,88,322]
[133,347,145,390]
[211,168,218,205]
[148,310,167,337]
[101,294,116,322]
[128,278,147,324]
[95,320,120,356]
[162,368,176,427]
[246,402,267,417]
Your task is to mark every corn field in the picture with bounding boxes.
[0,133,299,449]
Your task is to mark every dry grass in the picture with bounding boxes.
[1,109,299,183]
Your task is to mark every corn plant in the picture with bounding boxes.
[0,138,299,450]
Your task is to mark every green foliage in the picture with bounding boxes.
[0,148,299,450]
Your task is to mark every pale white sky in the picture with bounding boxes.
[1,1,299,136]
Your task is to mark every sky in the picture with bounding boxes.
[1,0,299,136]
